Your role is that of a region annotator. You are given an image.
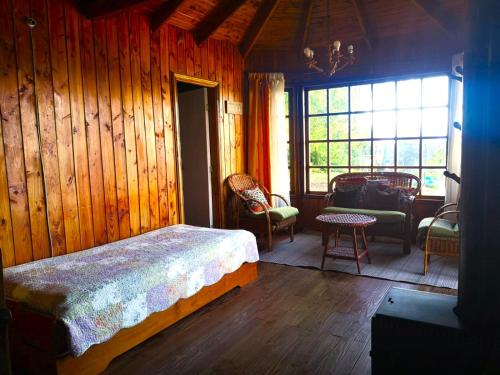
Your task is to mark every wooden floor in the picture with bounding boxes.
[104,262,456,375]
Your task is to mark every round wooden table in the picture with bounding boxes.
[316,213,377,274]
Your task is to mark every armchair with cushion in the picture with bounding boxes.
[227,173,299,250]
[417,203,460,274]
[323,172,421,254]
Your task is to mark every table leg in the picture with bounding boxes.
[361,228,371,264]
[334,227,340,248]
[321,224,330,269]
[352,227,361,274]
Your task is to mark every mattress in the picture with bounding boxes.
[4,224,259,357]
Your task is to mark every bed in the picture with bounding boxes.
[4,224,259,374]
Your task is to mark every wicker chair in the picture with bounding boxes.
[324,172,421,253]
[417,203,460,274]
[227,173,298,250]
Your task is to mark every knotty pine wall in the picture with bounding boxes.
[0,0,244,266]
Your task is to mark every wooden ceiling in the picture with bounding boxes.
[79,0,466,57]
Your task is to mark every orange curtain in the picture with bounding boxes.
[247,73,272,190]
[247,73,289,205]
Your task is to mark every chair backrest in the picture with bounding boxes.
[227,173,257,193]
[329,172,421,196]
[227,173,268,202]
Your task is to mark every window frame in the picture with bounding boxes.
[304,73,450,197]
[285,87,297,195]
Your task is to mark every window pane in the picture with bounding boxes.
[309,168,328,191]
[373,111,396,138]
[422,138,447,166]
[287,142,290,166]
[284,119,290,143]
[422,76,449,107]
[351,141,371,166]
[329,142,349,166]
[309,142,327,166]
[397,109,421,137]
[373,140,395,166]
[351,113,371,139]
[350,84,372,112]
[329,87,348,113]
[330,168,349,180]
[308,89,327,114]
[397,79,421,109]
[375,167,395,172]
[422,107,448,137]
[308,116,327,140]
[422,169,446,196]
[284,91,289,117]
[397,139,419,166]
[329,115,348,139]
[373,82,396,110]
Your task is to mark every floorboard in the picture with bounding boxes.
[104,262,456,375]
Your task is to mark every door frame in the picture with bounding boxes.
[171,73,223,228]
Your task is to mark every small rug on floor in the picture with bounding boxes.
[260,231,458,289]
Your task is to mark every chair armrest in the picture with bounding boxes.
[434,202,458,216]
[269,194,289,206]
[400,194,415,215]
[324,192,334,208]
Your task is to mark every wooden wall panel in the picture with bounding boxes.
[65,1,95,250]
[150,29,169,228]
[107,17,131,239]
[0,0,245,266]
[80,16,108,246]
[117,12,141,236]
[1,0,34,264]
[48,0,81,254]
[129,12,151,233]
[31,0,66,255]
[13,0,51,261]
[139,16,160,231]
[94,19,120,242]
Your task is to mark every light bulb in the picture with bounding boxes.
[347,45,354,54]
[304,47,314,58]
[333,40,341,51]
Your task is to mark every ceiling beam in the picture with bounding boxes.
[239,0,281,58]
[412,0,458,38]
[83,0,150,19]
[192,0,247,45]
[300,0,314,53]
[351,0,374,50]
[151,0,185,31]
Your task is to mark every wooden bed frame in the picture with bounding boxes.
[7,262,257,375]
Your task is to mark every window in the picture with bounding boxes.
[305,75,449,195]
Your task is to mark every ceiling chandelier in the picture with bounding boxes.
[303,0,356,77]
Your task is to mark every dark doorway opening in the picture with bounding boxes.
[175,80,220,228]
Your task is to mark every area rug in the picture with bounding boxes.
[260,231,458,289]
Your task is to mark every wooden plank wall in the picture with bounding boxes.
[0,0,245,266]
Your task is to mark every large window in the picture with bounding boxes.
[305,75,449,196]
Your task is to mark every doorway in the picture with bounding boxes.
[174,76,221,228]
